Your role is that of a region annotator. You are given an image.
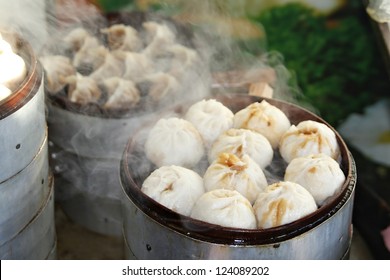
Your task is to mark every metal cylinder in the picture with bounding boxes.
[52,146,122,236]
[48,105,157,236]
[0,31,54,260]
[46,242,57,260]
[0,135,49,245]
[0,175,56,260]
[120,94,357,260]
[122,174,354,259]
[48,104,156,159]
[0,31,45,183]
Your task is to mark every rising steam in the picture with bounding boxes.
[0,0,314,231]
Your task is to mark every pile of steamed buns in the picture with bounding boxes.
[142,99,346,230]
[39,21,202,109]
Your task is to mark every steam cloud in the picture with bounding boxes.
[0,0,315,233]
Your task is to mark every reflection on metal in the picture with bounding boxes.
[0,32,53,259]
[0,176,56,260]
[0,135,49,246]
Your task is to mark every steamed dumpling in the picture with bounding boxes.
[0,84,12,101]
[203,153,268,204]
[63,27,92,52]
[0,33,13,53]
[253,181,317,229]
[233,100,291,149]
[66,74,102,104]
[0,45,26,91]
[40,55,76,94]
[142,21,176,58]
[101,24,144,52]
[142,72,180,102]
[102,77,140,109]
[191,189,256,229]
[144,117,205,168]
[89,51,125,81]
[142,21,176,45]
[209,128,273,169]
[185,99,234,148]
[142,165,204,216]
[284,153,345,206]
[73,36,109,73]
[165,43,200,78]
[121,52,153,82]
[279,120,341,163]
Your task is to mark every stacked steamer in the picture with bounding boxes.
[0,31,56,259]
[40,12,209,236]
[120,93,356,259]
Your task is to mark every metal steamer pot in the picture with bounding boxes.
[0,135,50,245]
[120,94,356,260]
[0,32,55,259]
[48,11,210,237]
[48,107,156,236]
[0,175,56,260]
[0,31,46,182]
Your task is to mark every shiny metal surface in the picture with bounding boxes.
[48,105,165,236]
[0,32,45,183]
[0,135,49,246]
[123,233,136,260]
[122,161,355,259]
[0,77,45,182]
[55,161,122,237]
[51,142,123,237]
[45,241,57,260]
[0,176,56,260]
[48,104,158,159]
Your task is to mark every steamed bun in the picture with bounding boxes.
[203,153,268,204]
[190,189,257,229]
[279,120,341,163]
[144,117,205,168]
[0,84,12,101]
[233,100,291,149]
[209,128,273,169]
[0,47,26,91]
[142,165,204,216]
[185,99,234,148]
[253,181,317,229]
[40,55,76,94]
[284,153,345,206]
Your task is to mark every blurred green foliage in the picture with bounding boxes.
[97,0,136,12]
[95,1,389,126]
[253,3,390,126]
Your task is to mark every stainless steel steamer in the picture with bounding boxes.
[0,135,50,245]
[48,105,155,236]
[0,32,46,183]
[120,94,356,260]
[0,31,55,259]
[47,11,210,237]
[0,176,56,260]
